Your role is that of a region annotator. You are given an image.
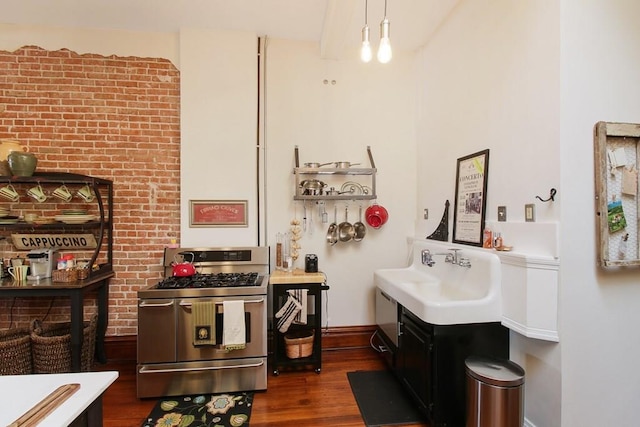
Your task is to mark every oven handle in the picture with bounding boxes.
[138,300,175,308]
[178,297,265,308]
[138,360,265,374]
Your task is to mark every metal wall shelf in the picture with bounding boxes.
[293,146,377,201]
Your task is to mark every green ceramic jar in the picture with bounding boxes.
[8,151,37,176]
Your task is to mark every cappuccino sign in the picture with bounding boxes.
[11,234,98,250]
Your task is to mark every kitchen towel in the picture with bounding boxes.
[222,300,246,351]
[192,300,216,346]
[275,295,302,333]
[289,289,308,325]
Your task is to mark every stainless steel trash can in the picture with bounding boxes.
[465,356,525,427]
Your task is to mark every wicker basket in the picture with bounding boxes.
[30,315,97,373]
[0,327,32,375]
[52,268,79,283]
[77,267,89,280]
[284,329,314,359]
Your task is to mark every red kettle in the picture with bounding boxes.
[172,252,196,277]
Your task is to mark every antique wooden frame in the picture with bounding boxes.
[189,200,248,228]
[452,149,489,246]
[594,121,640,267]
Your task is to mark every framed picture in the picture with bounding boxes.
[189,200,248,228]
[452,149,489,246]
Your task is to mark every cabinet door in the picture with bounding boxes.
[399,315,432,417]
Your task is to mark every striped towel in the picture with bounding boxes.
[289,289,308,325]
[192,300,216,346]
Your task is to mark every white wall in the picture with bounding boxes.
[560,1,640,426]
[264,38,417,326]
[0,23,178,64]
[417,0,640,425]
[415,1,562,425]
[179,28,260,247]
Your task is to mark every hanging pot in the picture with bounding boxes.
[172,252,196,277]
[326,206,339,246]
[338,207,355,242]
[353,206,367,242]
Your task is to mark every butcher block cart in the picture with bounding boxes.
[269,270,329,375]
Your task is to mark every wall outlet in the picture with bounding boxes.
[423,209,428,220]
[498,206,507,222]
[525,204,535,222]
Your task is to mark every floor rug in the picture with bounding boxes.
[140,392,253,427]
[347,370,426,427]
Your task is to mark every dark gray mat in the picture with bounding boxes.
[347,370,426,427]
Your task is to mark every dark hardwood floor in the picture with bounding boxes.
[97,347,429,427]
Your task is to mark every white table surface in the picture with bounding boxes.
[0,370,118,426]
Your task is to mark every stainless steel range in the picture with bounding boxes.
[137,246,269,399]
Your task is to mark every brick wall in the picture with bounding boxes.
[0,46,181,336]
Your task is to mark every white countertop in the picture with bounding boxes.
[0,370,118,426]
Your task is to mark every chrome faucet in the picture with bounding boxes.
[421,248,471,268]
[421,249,435,267]
[444,249,461,264]
[458,257,472,268]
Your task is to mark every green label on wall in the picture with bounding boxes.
[11,234,98,250]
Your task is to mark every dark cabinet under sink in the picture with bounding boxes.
[397,307,509,427]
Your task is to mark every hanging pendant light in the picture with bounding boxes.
[360,0,372,62]
[377,0,392,63]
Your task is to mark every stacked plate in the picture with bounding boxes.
[62,209,88,215]
[55,209,96,224]
[0,207,9,218]
[33,217,56,225]
[0,215,19,224]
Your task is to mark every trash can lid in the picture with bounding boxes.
[465,356,525,387]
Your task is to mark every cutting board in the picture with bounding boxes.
[269,269,325,284]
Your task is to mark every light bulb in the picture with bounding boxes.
[377,18,392,64]
[361,25,372,63]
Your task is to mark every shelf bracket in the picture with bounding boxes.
[366,146,376,169]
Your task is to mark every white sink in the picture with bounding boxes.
[374,240,502,325]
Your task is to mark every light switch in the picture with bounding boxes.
[498,206,507,222]
[525,204,535,222]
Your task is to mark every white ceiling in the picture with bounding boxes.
[2,0,459,59]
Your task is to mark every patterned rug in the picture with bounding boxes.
[141,392,253,427]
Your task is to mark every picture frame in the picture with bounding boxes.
[189,200,248,228]
[452,149,489,246]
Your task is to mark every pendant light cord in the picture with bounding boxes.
[364,0,368,25]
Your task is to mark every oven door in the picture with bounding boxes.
[176,295,266,361]
[138,298,177,364]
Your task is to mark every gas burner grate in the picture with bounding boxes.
[156,272,260,289]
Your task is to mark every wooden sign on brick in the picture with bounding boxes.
[11,234,98,250]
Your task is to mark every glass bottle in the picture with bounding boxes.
[276,233,283,270]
